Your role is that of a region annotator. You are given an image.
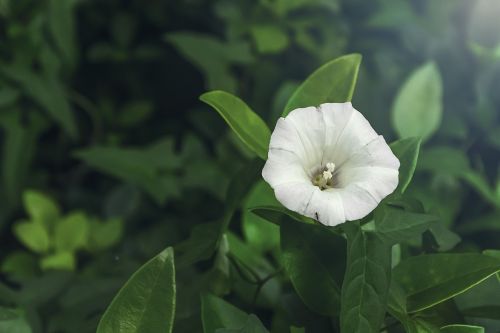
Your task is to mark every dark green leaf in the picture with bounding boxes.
[390,137,421,194]
[215,314,268,333]
[283,54,361,116]
[248,205,314,226]
[340,222,391,333]
[250,25,289,54]
[75,139,181,204]
[200,91,271,160]
[0,307,32,333]
[281,218,346,316]
[374,205,437,244]
[48,0,77,68]
[201,293,248,333]
[166,33,253,93]
[97,247,176,333]
[393,254,500,313]
[0,66,77,138]
[462,306,500,320]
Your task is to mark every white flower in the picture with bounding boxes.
[262,102,400,226]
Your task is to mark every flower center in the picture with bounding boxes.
[312,162,336,190]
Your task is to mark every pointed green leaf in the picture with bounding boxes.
[393,254,500,313]
[200,91,270,160]
[283,54,361,116]
[281,218,346,316]
[54,212,89,252]
[75,139,181,204]
[97,247,176,333]
[48,0,78,68]
[215,314,268,333]
[23,190,60,227]
[13,221,50,254]
[201,293,248,333]
[390,138,421,194]
[340,222,392,333]
[374,205,437,244]
[392,62,443,142]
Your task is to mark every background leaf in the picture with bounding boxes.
[393,254,500,313]
[392,62,443,141]
[97,247,176,333]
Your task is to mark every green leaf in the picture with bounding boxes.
[1,115,39,208]
[201,293,248,333]
[215,314,269,333]
[0,307,32,333]
[392,62,443,142]
[281,218,346,316]
[393,253,500,313]
[418,146,470,176]
[389,138,421,194]
[1,252,38,279]
[97,247,176,333]
[374,205,437,244]
[0,66,77,138]
[462,305,500,320]
[75,139,181,204]
[290,327,305,333]
[200,91,271,160]
[242,181,280,253]
[54,212,89,252]
[13,221,50,254]
[166,33,253,93]
[250,25,289,54]
[88,218,123,251]
[283,53,361,116]
[248,205,314,226]
[440,325,484,333]
[23,190,60,229]
[175,222,221,269]
[40,251,75,271]
[340,222,392,333]
[48,0,78,68]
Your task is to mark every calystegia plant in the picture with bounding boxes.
[96,54,500,333]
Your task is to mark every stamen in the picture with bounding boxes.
[312,162,336,190]
[326,162,336,173]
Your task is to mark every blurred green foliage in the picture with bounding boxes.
[0,0,500,332]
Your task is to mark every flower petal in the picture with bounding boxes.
[320,103,379,166]
[262,148,310,187]
[268,106,325,170]
[338,167,399,220]
[304,189,346,226]
[336,135,400,186]
[273,181,317,216]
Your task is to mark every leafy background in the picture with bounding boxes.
[1,0,500,332]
